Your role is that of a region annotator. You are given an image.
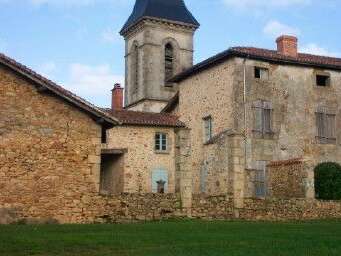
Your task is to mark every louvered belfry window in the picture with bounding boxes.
[253,100,273,136]
[165,43,174,83]
[316,106,336,144]
[131,43,139,92]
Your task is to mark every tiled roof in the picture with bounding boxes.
[171,46,341,82]
[0,52,118,126]
[104,109,185,128]
[267,158,303,167]
[120,0,199,35]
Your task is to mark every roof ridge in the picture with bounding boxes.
[0,52,118,125]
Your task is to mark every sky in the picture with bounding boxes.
[0,0,340,107]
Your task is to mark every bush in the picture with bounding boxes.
[314,162,341,200]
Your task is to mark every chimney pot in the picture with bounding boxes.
[111,83,124,111]
[276,35,298,58]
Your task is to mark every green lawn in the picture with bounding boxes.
[1,220,341,256]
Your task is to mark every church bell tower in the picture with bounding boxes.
[120,0,199,113]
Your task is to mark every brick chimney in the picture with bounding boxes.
[276,35,298,58]
[111,83,124,111]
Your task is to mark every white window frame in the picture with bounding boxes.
[155,132,168,152]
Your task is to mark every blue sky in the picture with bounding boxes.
[0,0,340,107]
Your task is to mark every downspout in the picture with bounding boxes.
[243,58,248,169]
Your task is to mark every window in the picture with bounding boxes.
[316,107,336,144]
[316,74,330,87]
[155,133,167,152]
[253,101,273,136]
[254,67,269,80]
[203,116,212,143]
[165,43,174,84]
[101,127,107,144]
[152,169,168,193]
[131,43,139,92]
[254,161,267,198]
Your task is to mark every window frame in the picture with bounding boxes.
[315,73,331,87]
[155,132,168,153]
[254,160,267,198]
[164,43,174,86]
[315,107,337,144]
[252,100,274,138]
[254,67,269,80]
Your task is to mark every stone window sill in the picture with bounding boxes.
[154,150,170,155]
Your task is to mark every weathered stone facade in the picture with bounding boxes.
[0,65,104,223]
[105,125,176,193]
[123,19,196,113]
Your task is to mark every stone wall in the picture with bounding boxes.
[266,159,306,199]
[0,65,103,224]
[106,125,176,194]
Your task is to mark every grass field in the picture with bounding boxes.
[1,220,341,256]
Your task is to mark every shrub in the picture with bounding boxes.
[314,162,341,200]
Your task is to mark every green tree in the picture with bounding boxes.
[315,162,341,200]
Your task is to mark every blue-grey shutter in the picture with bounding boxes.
[253,101,263,132]
[152,169,168,193]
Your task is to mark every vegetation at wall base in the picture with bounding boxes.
[1,220,341,256]
[314,162,341,200]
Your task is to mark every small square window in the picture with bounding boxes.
[155,133,168,152]
[316,75,330,87]
[254,67,269,80]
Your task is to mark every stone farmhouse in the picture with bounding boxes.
[1,0,341,223]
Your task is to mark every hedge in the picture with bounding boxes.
[314,162,341,200]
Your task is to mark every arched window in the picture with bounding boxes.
[131,43,139,92]
[165,43,174,83]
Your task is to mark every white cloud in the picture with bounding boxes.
[222,0,311,9]
[300,43,339,57]
[263,20,300,38]
[64,63,124,106]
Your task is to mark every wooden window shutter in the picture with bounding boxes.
[327,114,336,139]
[263,101,272,134]
[316,112,324,139]
[253,101,263,132]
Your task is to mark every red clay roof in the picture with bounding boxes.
[267,158,303,167]
[0,52,118,126]
[104,109,185,128]
[171,46,341,82]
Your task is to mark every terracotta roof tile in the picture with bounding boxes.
[0,52,118,126]
[104,109,185,128]
[267,158,303,167]
[171,46,341,82]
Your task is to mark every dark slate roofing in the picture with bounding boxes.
[120,0,199,35]
[0,52,118,127]
[103,109,185,128]
[171,47,341,83]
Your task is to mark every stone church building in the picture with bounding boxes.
[1,0,341,223]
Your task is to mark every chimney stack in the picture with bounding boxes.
[276,35,298,58]
[111,83,124,111]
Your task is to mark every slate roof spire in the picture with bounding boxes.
[120,0,199,35]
